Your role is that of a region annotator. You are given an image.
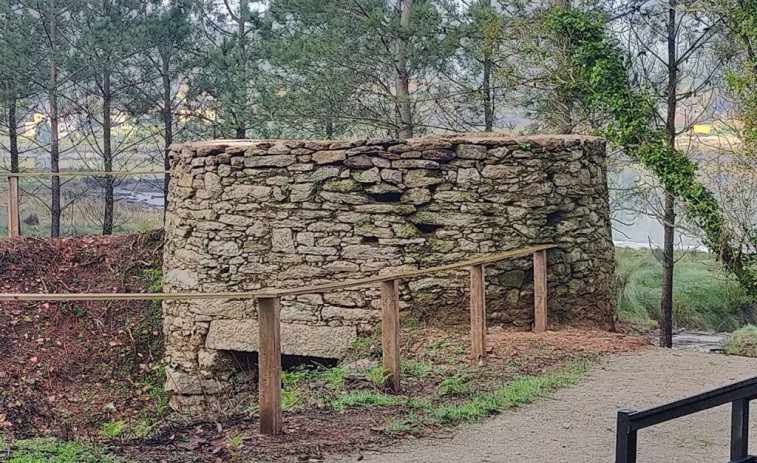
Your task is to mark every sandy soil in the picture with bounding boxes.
[332,348,757,463]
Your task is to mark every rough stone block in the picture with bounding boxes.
[205,319,358,359]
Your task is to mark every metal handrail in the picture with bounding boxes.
[616,376,757,463]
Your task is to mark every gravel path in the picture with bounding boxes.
[332,348,757,462]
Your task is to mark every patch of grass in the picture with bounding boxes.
[281,389,307,411]
[281,369,313,388]
[0,438,116,463]
[722,325,757,357]
[99,421,125,438]
[434,360,588,425]
[615,248,753,331]
[381,418,412,435]
[693,434,715,448]
[436,373,473,396]
[330,360,589,430]
[402,360,441,379]
[226,434,244,449]
[331,390,407,411]
[319,367,346,390]
[347,332,381,359]
[365,365,391,387]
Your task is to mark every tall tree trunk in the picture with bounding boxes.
[394,0,413,138]
[9,96,18,173]
[49,0,61,238]
[660,0,678,348]
[234,0,248,140]
[483,58,493,132]
[554,0,573,134]
[102,72,114,235]
[161,53,172,213]
[482,0,494,132]
[8,96,19,231]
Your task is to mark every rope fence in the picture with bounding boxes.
[0,244,557,435]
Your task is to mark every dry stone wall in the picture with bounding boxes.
[162,134,615,413]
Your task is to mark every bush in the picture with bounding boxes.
[722,325,757,357]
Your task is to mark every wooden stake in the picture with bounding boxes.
[7,176,20,237]
[533,249,548,333]
[381,279,401,392]
[258,297,282,435]
[470,264,486,360]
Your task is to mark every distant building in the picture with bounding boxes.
[692,124,712,134]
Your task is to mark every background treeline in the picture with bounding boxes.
[1,0,756,341]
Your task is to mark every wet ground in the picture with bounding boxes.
[671,331,727,353]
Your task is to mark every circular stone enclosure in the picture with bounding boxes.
[162,134,615,413]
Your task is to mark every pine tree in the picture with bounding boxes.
[0,2,40,174]
[68,0,151,234]
[267,0,456,138]
[137,0,199,209]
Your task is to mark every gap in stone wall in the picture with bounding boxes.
[416,223,444,236]
[228,351,339,376]
[367,191,403,202]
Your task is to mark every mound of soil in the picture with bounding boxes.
[0,232,165,438]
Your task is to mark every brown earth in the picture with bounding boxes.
[0,232,166,439]
[0,233,648,462]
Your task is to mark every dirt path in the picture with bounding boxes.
[332,348,757,463]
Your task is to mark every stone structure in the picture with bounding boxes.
[162,134,615,412]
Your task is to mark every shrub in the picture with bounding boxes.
[722,325,757,357]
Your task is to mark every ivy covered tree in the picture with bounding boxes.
[544,8,756,346]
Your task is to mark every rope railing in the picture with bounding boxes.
[0,221,557,434]
[2,171,169,237]
[3,171,169,178]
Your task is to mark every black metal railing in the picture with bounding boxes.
[616,376,757,463]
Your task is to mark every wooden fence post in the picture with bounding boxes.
[470,264,486,360]
[533,249,547,333]
[258,297,282,435]
[7,176,20,237]
[381,279,401,392]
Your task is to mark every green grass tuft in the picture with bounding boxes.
[402,360,442,378]
[319,367,346,390]
[0,438,116,463]
[436,374,473,396]
[722,325,757,357]
[98,421,125,438]
[434,360,588,425]
[365,365,392,387]
[331,390,407,410]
